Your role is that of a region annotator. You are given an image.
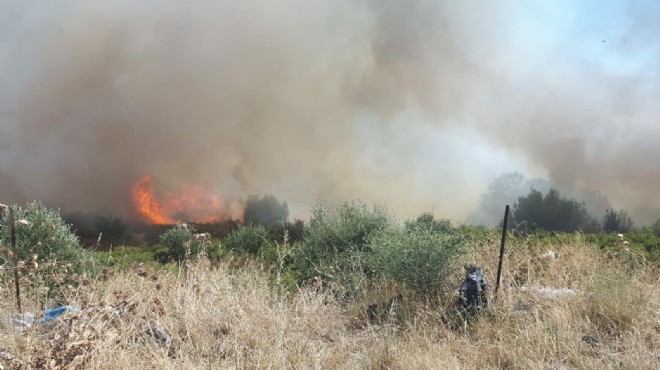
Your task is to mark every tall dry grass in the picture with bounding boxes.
[1,235,658,369]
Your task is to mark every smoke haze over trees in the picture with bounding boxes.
[603,209,634,233]
[470,172,612,227]
[1,1,659,224]
[243,194,289,227]
[511,188,601,234]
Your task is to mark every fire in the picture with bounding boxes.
[131,175,235,224]
[131,175,173,224]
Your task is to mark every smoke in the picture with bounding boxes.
[1,1,659,224]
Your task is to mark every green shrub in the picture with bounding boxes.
[303,201,392,259]
[368,222,467,292]
[295,201,393,293]
[154,224,220,264]
[584,223,660,263]
[152,245,173,264]
[225,224,270,255]
[0,202,97,300]
[157,225,193,263]
[0,202,96,273]
[404,213,453,234]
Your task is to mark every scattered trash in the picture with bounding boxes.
[459,264,487,311]
[10,312,34,330]
[540,250,557,260]
[0,347,23,369]
[581,335,600,346]
[520,286,576,298]
[146,322,172,348]
[11,305,78,330]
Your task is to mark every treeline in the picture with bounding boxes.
[511,188,634,234]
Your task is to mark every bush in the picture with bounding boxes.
[268,219,305,244]
[303,201,392,259]
[155,224,219,263]
[368,221,466,292]
[295,201,393,292]
[225,224,270,255]
[157,225,193,263]
[0,202,97,300]
[404,213,453,234]
[0,202,96,273]
[584,221,660,262]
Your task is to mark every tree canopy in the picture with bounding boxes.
[511,188,600,233]
[603,209,634,233]
[243,194,289,227]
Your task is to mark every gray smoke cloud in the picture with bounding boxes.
[1,1,659,224]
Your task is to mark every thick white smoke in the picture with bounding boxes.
[0,1,658,223]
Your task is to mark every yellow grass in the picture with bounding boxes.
[1,235,658,369]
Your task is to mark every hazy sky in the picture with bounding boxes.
[1,1,659,223]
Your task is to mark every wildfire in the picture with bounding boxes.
[131,175,172,224]
[131,175,234,224]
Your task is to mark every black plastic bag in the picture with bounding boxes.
[459,264,487,311]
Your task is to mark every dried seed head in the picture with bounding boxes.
[17,219,30,226]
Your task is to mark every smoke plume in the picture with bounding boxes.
[1,1,659,224]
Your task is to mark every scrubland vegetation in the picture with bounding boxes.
[0,201,658,369]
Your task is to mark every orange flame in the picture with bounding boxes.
[131,175,172,224]
[131,175,235,224]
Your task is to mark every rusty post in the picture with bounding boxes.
[494,205,509,302]
[9,207,22,313]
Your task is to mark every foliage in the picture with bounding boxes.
[511,188,600,234]
[94,246,156,269]
[154,224,218,263]
[157,225,193,263]
[268,219,305,244]
[0,202,97,273]
[0,202,97,300]
[602,209,634,233]
[368,221,466,292]
[225,224,271,255]
[243,194,289,227]
[404,212,453,234]
[623,221,660,262]
[293,201,393,293]
[303,201,392,258]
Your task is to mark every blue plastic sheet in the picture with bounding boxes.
[36,306,73,324]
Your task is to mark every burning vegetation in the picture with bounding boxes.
[130,175,241,225]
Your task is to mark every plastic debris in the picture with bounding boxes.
[541,250,557,260]
[11,306,78,329]
[459,264,487,311]
[521,286,576,298]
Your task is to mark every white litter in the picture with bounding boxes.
[521,286,576,298]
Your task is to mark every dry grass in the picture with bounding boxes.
[1,236,658,369]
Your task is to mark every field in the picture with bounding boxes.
[1,228,658,369]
